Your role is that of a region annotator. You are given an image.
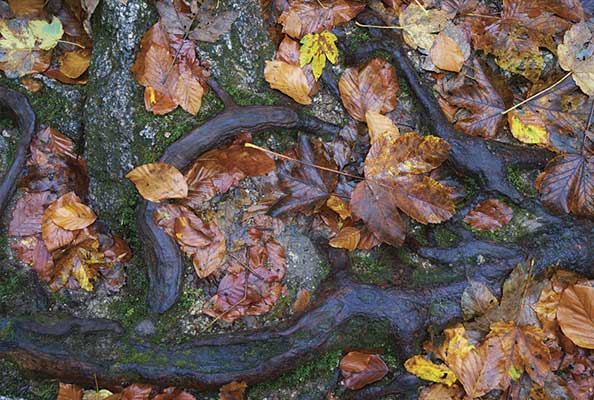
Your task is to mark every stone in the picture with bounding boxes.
[134,319,156,336]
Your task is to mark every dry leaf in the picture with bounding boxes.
[127,162,188,202]
[329,226,361,251]
[430,31,465,72]
[399,4,451,50]
[461,280,498,320]
[365,111,399,144]
[557,284,594,349]
[264,60,312,104]
[292,288,311,314]
[558,21,594,96]
[48,201,97,231]
[219,381,247,400]
[58,383,83,400]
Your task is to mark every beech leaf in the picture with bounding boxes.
[127,162,188,202]
[340,351,389,390]
[558,22,594,96]
[463,199,513,231]
[557,284,594,349]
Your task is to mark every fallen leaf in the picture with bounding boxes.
[20,77,43,92]
[463,199,513,231]
[326,195,351,219]
[42,192,80,252]
[58,383,83,400]
[399,4,451,50]
[557,284,594,349]
[48,201,97,231]
[50,238,105,292]
[58,49,91,79]
[329,226,361,251]
[7,0,45,16]
[82,389,113,400]
[127,162,188,202]
[219,381,247,400]
[8,191,55,236]
[278,0,365,39]
[437,60,506,139]
[461,280,498,320]
[152,387,195,400]
[365,110,399,144]
[104,384,152,400]
[419,383,464,400]
[558,22,594,96]
[264,60,312,104]
[299,31,338,80]
[404,355,457,386]
[339,58,398,121]
[292,288,311,314]
[340,351,389,390]
[10,235,54,280]
[430,30,465,72]
[270,135,337,216]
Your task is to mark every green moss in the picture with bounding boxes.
[350,251,390,285]
[226,84,278,106]
[108,263,149,330]
[408,223,429,246]
[178,287,203,310]
[372,49,394,63]
[116,345,168,366]
[0,269,30,314]
[0,359,58,400]
[506,165,538,198]
[433,226,460,247]
[266,289,294,321]
[346,27,370,52]
[463,176,479,202]
[0,320,15,340]
[248,350,342,397]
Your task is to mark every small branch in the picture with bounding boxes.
[500,72,572,115]
[355,21,403,29]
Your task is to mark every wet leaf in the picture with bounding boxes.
[329,226,360,251]
[340,351,389,390]
[82,389,113,400]
[461,280,498,320]
[270,135,337,216]
[48,201,97,231]
[557,284,594,349]
[0,16,63,51]
[50,238,105,292]
[58,49,91,79]
[339,58,398,121]
[558,22,594,96]
[219,381,247,400]
[264,59,312,104]
[463,199,513,231]
[278,0,364,39]
[365,110,399,144]
[10,235,54,280]
[404,355,457,386]
[127,162,188,202]
[535,149,594,216]
[430,30,465,72]
[326,195,351,219]
[58,383,83,400]
[7,0,45,16]
[399,4,451,50]
[508,108,548,145]
[104,384,152,400]
[42,192,80,252]
[299,31,338,80]
[20,76,43,92]
[437,60,506,139]
[487,321,551,386]
[419,383,464,400]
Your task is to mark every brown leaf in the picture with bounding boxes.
[8,191,55,236]
[351,181,407,247]
[152,387,195,400]
[219,381,247,400]
[105,384,152,400]
[419,383,464,400]
[10,235,54,280]
[437,60,505,139]
[275,36,319,95]
[487,321,551,386]
[7,0,45,16]
[58,383,83,400]
[278,0,364,39]
[326,195,351,219]
[339,58,398,122]
[20,77,43,92]
[264,60,312,104]
[42,192,81,252]
[461,280,498,320]
[365,110,399,144]
[292,288,311,314]
[48,201,97,231]
[392,175,456,224]
[127,162,188,202]
[189,219,226,279]
[270,135,337,216]
[58,49,91,79]
[329,226,360,251]
[399,3,451,50]
[430,30,465,72]
[557,284,594,349]
[463,199,513,231]
[339,351,388,390]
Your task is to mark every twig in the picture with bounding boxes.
[414,0,427,12]
[465,13,500,19]
[355,21,403,30]
[58,40,86,49]
[500,72,572,115]
[229,252,265,280]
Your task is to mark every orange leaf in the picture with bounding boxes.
[48,201,97,231]
[558,284,594,349]
[329,226,361,251]
[339,351,388,390]
[219,381,247,400]
[292,288,311,314]
[127,162,188,202]
[57,383,83,400]
[264,60,312,105]
[430,31,465,72]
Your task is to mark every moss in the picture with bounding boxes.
[346,26,371,52]
[0,320,15,341]
[371,49,394,63]
[408,223,429,246]
[266,289,294,321]
[116,345,169,366]
[225,84,278,106]
[350,251,390,285]
[108,263,149,330]
[248,350,342,397]
[0,268,31,314]
[506,165,538,198]
[0,359,58,400]
[433,226,460,247]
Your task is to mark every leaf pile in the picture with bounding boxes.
[406,263,594,399]
[0,0,94,84]
[9,127,130,292]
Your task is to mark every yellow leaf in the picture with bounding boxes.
[326,195,351,219]
[404,355,458,386]
[508,110,548,145]
[329,226,360,251]
[400,4,451,50]
[82,389,113,400]
[127,162,189,202]
[299,31,338,80]
[264,60,312,105]
[365,111,400,144]
[0,16,63,51]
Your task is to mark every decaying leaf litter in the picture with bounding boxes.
[1,0,594,398]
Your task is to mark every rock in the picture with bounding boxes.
[134,319,156,336]
[83,0,156,226]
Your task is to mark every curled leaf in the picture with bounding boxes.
[340,351,389,390]
[463,199,513,231]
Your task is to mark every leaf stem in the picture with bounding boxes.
[414,0,428,12]
[465,13,500,19]
[500,72,572,115]
[58,40,85,49]
[355,21,404,30]
[244,143,364,181]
